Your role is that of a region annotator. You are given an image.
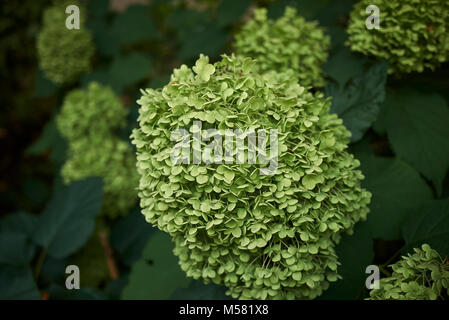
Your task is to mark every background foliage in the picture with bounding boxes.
[0,0,448,300]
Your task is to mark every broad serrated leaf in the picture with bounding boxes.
[108,53,152,93]
[323,46,366,87]
[122,231,190,299]
[0,211,38,238]
[217,0,251,27]
[0,266,40,300]
[26,118,67,164]
[385,89,449,195]
[402,199,449,258]
[110,5,157,45]
[325,61,388,142]
[0,232,35,266]
[32,178,103,259]
[319,221,373,299]
[177,23,228,60]
[110,207,156,266]
[354,151,433,240]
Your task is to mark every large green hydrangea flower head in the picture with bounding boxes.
[57,82,138,218]
[233,7,331,88]
[368,244,449,300]
[131,54,371,299]
[37,0,94,85]
[347,0,449,74]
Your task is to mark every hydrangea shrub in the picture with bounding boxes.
[57,82,138,218]
[37,0,94,84]
[233,7,330,88]
[368,244,449,300]
[347,0,449,74]
[131,54,371,299]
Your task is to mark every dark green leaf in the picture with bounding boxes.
[122,231,190,299]
[111,5,157,45]
[32,178,103,259]
[108,53,152,93]
[402,199,449,257]
[355,152,433,240]
[0,266,40,300]
[323,46,366,88]
[111,207,156,266]
[0,232,35,266]
[0,211,38,238]
[34,69,57,97]
[325,61,388,142]
[319,221,373,299]
[385,89,449,195]
[217,0,251,27]
[26,118,67,164]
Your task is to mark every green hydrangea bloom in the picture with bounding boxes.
[37,0,94,84]
[57,82,138,218]
[131,54,371,299]
[233,7,330,88]
[368,244,449,300]
[347,0,449,74]
[57,82,127,141]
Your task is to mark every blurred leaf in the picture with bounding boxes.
[88,0,109,18]
[0,265,40,300]
[122,231,190,299]
[268,0,323,20]
[26,118,67,164]
[402,199,449,257]
[0,211,38,238]
[171,280,231,300]
[40,256,69,283]
[217,0,251,27]
[148,74,170,89]
[87,19,120,57]
[46,284,107,300]
[111,207,155,266]
[108,53,152,93]
[319,221,373,299]
[23,178,50,205]
[80,67,110,88]
[32,178,103,259]
[385,89,449,195]
[325,61,388,142]
[168,9,228,61]
[323,46,366,88]
[106,274,129,300]
[110,5,157,45]
[167,10,208,33]
[0,232,35,266]
[355,152,433,240]
[178,22,228,61]
[34,69,57,97]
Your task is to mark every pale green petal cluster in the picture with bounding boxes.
[131,54,371,299]
[57,82,138,218]
[37,0,94,85]
[347,0,449,74]
[233,7,330,88]
[368,244,449,300]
